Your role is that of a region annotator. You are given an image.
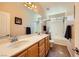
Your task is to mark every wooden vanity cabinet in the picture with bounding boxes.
[38,39,45,57]
[15,36,50,57]
[27,43,38,57]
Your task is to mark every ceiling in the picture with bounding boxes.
[38,2,75,16]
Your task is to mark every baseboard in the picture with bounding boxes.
[67,45,74,57]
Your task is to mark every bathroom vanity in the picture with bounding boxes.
[0,34,50,57]
[15,34,50,57]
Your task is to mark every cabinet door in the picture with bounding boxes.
[18,50,27,57]
[39,43,45,57]
[45,37,50,55]
[27,43,38,57]
[39,39,45,57]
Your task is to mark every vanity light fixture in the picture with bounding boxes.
[24,2,37,9]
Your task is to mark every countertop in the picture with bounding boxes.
[0,34,49,57]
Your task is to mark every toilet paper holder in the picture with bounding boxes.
[72,47,79,55]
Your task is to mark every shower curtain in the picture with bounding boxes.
[46,18,64,40]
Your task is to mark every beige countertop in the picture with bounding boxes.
[0,34,49,57]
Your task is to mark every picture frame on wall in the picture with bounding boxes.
[15,17,22,25]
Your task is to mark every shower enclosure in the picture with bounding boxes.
[46,17,66,41]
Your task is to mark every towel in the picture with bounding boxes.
[65,25,72,39]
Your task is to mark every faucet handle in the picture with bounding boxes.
[10,36,18,42]
[14,36,18,40]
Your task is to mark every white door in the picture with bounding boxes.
[0,11,10,37]
[0,15,2,36]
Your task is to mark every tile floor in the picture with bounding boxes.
[47,44,71,57]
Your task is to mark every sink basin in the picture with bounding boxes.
[6,40,28,48]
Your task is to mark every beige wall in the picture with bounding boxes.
[74,3,79,48]
[71,3,79,56]
[0,3,36,36]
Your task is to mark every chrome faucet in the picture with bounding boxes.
[10,36,18,42]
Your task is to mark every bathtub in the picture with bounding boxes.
[53,36,70,46]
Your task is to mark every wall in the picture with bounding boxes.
[0,3,37,36]
[74,3,79,56]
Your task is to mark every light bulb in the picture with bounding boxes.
[32,5,34,7]
[28,7,32,9]
[28,7,30,8]
[35,6,37,8]
[24,4,27,6]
